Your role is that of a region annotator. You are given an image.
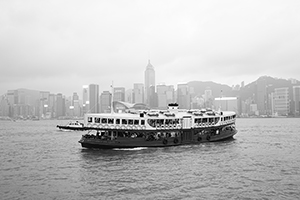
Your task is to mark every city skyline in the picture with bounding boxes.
[1,1,300,97]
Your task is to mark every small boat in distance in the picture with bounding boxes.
[78,103,237,149]
[57,121,87,131]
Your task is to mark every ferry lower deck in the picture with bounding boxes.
[79,123,237,149]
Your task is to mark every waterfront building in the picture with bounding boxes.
[82,85,89,115]
[293,86,300,116]
[177,83,191,109]
[214,97,238,114]
[149,85,157,108]
[204,88,213,108]
[100,91,111,113]
[133,83,144,104]
[156,84,175,109]
[113,87,125,102]
[0,95,10,116]
[125,89,133,103]
[48,94,56,118]
[72,92,80,117]
[56,93,65,118]
[40,91,50,119]
[144,60,155,105]
[89,84,99,113]
[273,87,289,116]
[255,79,267,115]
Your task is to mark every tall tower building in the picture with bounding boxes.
[144,60,155,105]
[82,85,89,115]
[89,84,99,113]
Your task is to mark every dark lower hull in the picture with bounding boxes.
[57,125,88,131]
[79,128,237,149]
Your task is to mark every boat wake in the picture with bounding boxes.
[113,147,148,151]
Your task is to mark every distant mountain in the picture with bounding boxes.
[187,81,233,97]
[188,76,300,99]
[240,76,300,101]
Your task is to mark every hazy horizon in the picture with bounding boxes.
[1,0,300,97]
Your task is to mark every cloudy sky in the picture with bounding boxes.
[1,0,300,96]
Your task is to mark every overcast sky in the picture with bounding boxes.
[1,0,300,97]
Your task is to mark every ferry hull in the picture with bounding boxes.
[78,128,237,149]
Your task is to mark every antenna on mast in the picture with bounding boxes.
[111,81,114,114]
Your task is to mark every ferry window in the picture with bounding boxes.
[209,118,213,123]
[165,119,171,125]
[141,120,145,125]
[101,118,107,123]
[203,118,207,123]
[175,119,180,124]
[116,119,120,124]
[88,117,93,123]
[128,119,133,125]
[108,118,114,124]
[134,120,139,125]
[95,117,100,123]
[122,119,128,125]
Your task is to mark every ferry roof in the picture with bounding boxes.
[85,109,236,119]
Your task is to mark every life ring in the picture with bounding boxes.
[173,138,179,144]
[197,137,202,142]
[163,139,168,145]
[206,135,211,141]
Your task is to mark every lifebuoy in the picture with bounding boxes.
[197,137,202,142]
[206,135,211,141]
[173,138,179,144]
[163,139,168,145]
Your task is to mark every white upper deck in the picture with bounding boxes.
[84,103,236,130]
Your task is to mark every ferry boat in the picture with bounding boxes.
[57,121,86,131]
[78,103,237,149]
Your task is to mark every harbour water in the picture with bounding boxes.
[0,118,300,200]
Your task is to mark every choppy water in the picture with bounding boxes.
[0,118,300,200]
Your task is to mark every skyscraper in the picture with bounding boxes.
[177,83,190,109]
[89,84,99,113]
[100,91,111,113]
[133,83,144,103]
[113,87,125,102]
[293,86,300,116]
[144,60,155,105]
[82,85,89,115]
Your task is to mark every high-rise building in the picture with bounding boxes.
[156,84,174,109]
[293,86,300,116]
[214,97,238,113]
[125,89,133,103]
[89,84,99,113]
[100,91,111,113]
[144,60,155,105]
[82,85,89,115]
[113,87,125,102]
[177,83,190,109]
[204,88,213,108]
[72,92,80,117]
[273,87,289,116]
[56,93,65,118]
[133,83,144,103]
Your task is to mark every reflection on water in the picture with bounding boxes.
[0,118,300,199]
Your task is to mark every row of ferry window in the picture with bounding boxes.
[194,117,219,124]
[87,117,145,126]
[147,119,180,128]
